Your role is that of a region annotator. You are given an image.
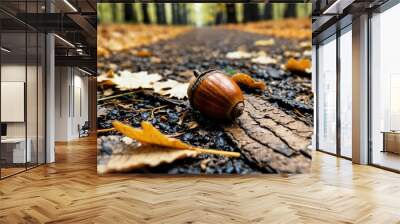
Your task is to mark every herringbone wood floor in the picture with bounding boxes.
[1,137,400,224]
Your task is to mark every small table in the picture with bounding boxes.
[381,131,400,155]
[1,138,31,163]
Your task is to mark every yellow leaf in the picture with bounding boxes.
[232,73,266,91]
[113,121,189,149]
[112,121,240,158]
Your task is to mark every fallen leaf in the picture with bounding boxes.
[112,121,241,158]
[97,70,115,83]
[254,39,275,46]
[150,57,162,63]
[135,49,152,57]
[224,18,311,40]
[98,144,198,173]
[103,89,114,96]
[231,73,266,91]
[153,80,190,99]
[113,121,191,149]
[200,158,211,171]
[226,51,252,59]
[300,41,312,49]
[284,51,301,58]
[251,55,277,65]
[285,58,311,74]
[303,50,312,57]
[112,70,162,91]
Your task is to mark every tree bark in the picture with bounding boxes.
[226,3,237,23]
[141,3,150,24]
[222,95,312,173]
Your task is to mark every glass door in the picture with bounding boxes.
[0,0,46,179]
[0,1,28,177]
[317,35,337,154]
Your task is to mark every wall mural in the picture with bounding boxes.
[97,3,313,174]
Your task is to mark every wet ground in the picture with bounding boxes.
[97,27,313,174]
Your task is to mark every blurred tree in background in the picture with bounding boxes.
[97,3,312,25]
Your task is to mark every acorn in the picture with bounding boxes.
[187,70,244,121]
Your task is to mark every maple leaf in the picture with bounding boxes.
[285,58,311,74]
[112,70,162,91]
[112,121,240,158]
[153,80,190,99]
[231,73,266,91]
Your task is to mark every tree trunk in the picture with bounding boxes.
[226,3,237,23]
[180,4,187,24]
[284,4,297,18]
[111,4,117,22]
[243,3,259,23]
[141,3,150,24]
[172,4,179,25]
[263,4,272,20]
[124,3,137,23]
[155,3,166,24]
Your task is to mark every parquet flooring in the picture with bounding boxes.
[1,136,400,223]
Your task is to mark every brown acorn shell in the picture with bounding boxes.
[188,70,244,121]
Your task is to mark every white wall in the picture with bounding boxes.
[55,66,89,141]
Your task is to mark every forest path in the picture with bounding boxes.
[97,26,313,174]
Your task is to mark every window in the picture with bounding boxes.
[339,27,352,158]
[370,3,400,171]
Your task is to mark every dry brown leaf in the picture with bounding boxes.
[224,18,311,40]
[135,49,152,57]
[98,144,198,173]
[152,80,190,99]
[112,70,162,91]
[102,70,189,99]
[97,24,190,55]
[251,55,277,65]
[285,58,311,74]
[103,89,114,96]
[97,70,115,83]
[226,51,252,59]
[112,121,241,158]
[254,39,275,46]
[232,73,266,91]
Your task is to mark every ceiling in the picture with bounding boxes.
[312,0,389,43]
[0,0,96,74]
